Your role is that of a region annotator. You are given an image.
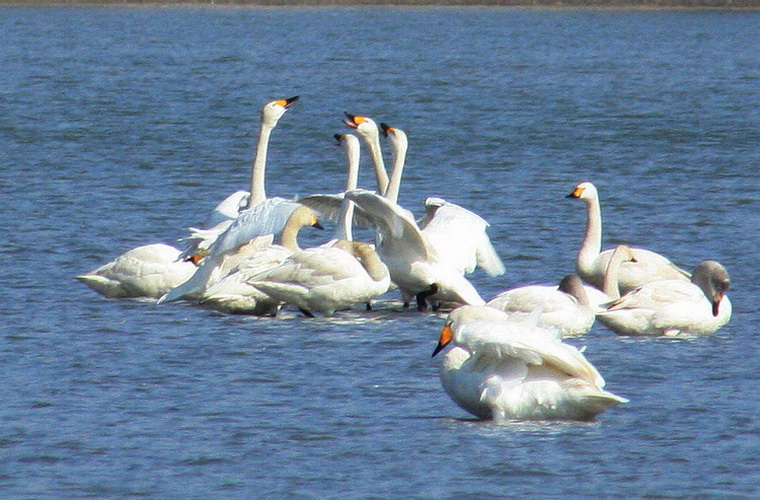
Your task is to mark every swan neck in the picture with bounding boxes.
[578,196,603,274]
[279,220,302,252]
[384,141,406,205]
[335,199,355,241]
[364,134,389,196]
[249,123,274,208]
[602,248,629,300]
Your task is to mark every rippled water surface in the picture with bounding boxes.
[1,6,758,498]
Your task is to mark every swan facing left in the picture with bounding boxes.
[77,243,196,299]
[432,306,628,421]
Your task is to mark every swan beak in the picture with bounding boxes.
[343,112,365,129]
[432,324,453,358]
[313,221,325,230]
[334,133,345,145]
[566,186,584,198]
[712,297,722,317]
[380,122,394,137]
[280,96,299,108]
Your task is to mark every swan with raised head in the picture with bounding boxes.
[597,260,732,337]
[345,189,485,310]
[486,274,595,337]
[567,181,690,294]
[432,305,628,421]
[343,113,389,195]
[380,122,504,280]
[77,243,196,299]
[181,96,299,260]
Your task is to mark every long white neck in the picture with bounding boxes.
[335,140,360,241]
[577,195,603,276]
[248,123,274,208]
[362,133,388,196]
[384,137,406,205]
[602,246,633,299]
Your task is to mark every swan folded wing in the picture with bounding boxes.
[459,320,605,387]
[298,193,374,227]
[604,281,700,312]
[345,190,431,259]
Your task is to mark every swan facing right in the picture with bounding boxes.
[432,306,628,421]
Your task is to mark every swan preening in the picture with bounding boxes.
[78,99,732,423]
[433,306,628,421]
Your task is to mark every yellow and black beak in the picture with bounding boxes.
[343,112,365,129]
[566,186,584,199]
[279,95,299,109]
[432,324,453,358]
[380,122,394,137]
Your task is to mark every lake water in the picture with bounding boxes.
[1,6,758,498]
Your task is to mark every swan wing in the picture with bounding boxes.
[298,193,373,227]
[458,320,605,387]
[345,190,431,259]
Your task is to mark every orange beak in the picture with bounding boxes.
[566,186,584,199]
[432,324,453,357]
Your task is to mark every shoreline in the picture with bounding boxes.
[2,1,759,8]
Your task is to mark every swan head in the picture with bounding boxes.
[380,123,408,152]
[289,205,324,231]
[261,96,299,128]
[566,181,598,202]
[334,133,361,152]
[343,112,380,141]
[691,260,730,316]
[432,305,511,357]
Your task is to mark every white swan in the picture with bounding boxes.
[77,243,196,299]
[180,96,299,260]
[343,113,389,195]
[345,189,485,310]
[249,240,391,317]
[379,122,505,280]
[567,181,690,294]
[158,204,322,304]
[486,275,595,337]
[432,306,628,421]
[597,260,732,337]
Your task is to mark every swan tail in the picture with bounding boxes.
[76,274,124,298]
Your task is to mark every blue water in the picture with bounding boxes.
[1,6,759,498]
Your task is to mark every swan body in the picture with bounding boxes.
[597,260,732,337]
[158,203,320,304]
[77,243,196,299]
[567,181,690,293]
[345,189,485,309]
[250,240,391,317]
[487,275,595,337]
[432,306,627,421]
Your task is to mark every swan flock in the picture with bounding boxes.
[78,96,732,422]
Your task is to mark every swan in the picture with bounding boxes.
[343,113,389,195]
[345,189,485,310]
[180,96,299,260]
[596,260,732,337]
[432,306,628,421]
[379,122,505,280]
[158,204,322,304]
[76,243,196,299]
[486,275,595,337]
[567,181,690,294]
[249,239,391,317]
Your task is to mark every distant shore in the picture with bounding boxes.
[3,0,759,8]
